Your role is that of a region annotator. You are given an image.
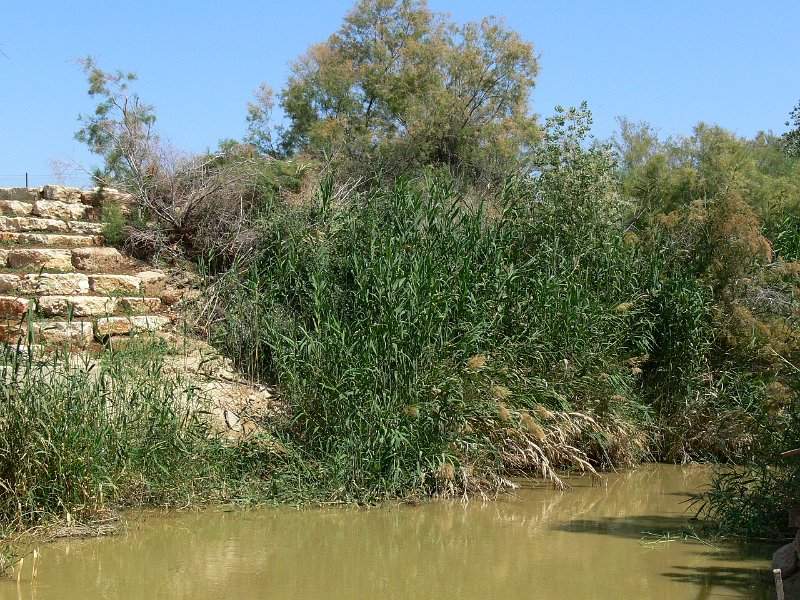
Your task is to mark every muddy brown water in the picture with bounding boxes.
[2,465,772,599]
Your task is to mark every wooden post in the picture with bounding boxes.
[781,448,800,459]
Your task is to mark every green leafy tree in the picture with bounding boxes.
[244,82,279,156]
[75,57,158,187]
[783,99,800,157]
[279,0,540,182]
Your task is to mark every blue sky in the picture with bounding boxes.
[1,1,798,188]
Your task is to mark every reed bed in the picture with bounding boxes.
[0,333,273,534]
[208,173,660,499]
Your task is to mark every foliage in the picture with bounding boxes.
[696,376,799,539]
[616,118,800,536]
[75,59,292,266]
[783,99,800,158]
[75,57,158,188]
[244,83,279,157]
[0,335,274,533]
[206,113,660,499]
[279,0,540,183]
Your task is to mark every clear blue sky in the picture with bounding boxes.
[1,0,798,188]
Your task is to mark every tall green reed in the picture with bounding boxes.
[210,170,659,499]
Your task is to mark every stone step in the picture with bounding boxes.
[0,232,103,247]
[0,200,35,217]
[68,221,106,235]
[70,247,130,272]
[0,199,97,221]
[0,296,30,318]
[2,313,170,348]
[0,188,39,202]
[0,273,89,295]
[34,199,96,221]
[95,315,172,337]
[0,268,168,295]
[0,216,105,235]
[89,274,141,293]
[4,249,74,271]
[0,216,67,232]
[118,297,162,312]
[28,321,94,347]
[35,295,164,317]
[1,247,137,273]
[38,295,117,317]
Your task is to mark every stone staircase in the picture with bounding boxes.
[0,185,176,350]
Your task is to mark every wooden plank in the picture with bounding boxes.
[782,448,800,459]
[789,508,800,529]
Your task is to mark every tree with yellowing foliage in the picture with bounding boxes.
[278,0,540,182]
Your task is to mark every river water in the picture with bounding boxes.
[2,464,771,599]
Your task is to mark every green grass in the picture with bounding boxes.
[0,330,276,535]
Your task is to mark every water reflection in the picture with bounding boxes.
[2,465,772,600]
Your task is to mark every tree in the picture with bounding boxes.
[244,82,279,156]
[75,59,267,264]
[279,0,540,182]
[75,57,158,189]
[783,99,800,157]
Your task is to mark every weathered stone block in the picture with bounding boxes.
[0,232,99,247]
[95,315,170,336]
[119,297,162,312]
[41,185,83,203]
[38,295,117,317]
[0,200,34,217]
[71,247,125,271]
[30,321,93,346]
[89,274,141,293]
[68,220,105,235]
[0,249,8,267]
[0,296,30,317]
[0,275,21,293]
[137,270,167,295]
[80,187,134,208]
[0,216,69,233]
[6,249,73,270]
[33,200,90,220]
[0,188,39,202]
[26,273,90,295]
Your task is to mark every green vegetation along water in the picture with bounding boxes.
[2,465,771,599]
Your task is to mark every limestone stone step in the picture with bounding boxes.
[0,272,166,297]
[67,221,106,235]
[0,216,105,235]
[35,294,165,317]
[33,200,95,221]
[95,315,172,337]
[0,232,102,247]
[0,216,68,233]
[0,273,89,295]
[5,249,73,271]
[29,321,94,347]
[38,295,117,317]
[0,188,39,202]
[89,274,141,293]
[41,185,84,203]
[0,200,34,217]
[0,296,30,317]
[118,297,162,312]
[71,247,130,272]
